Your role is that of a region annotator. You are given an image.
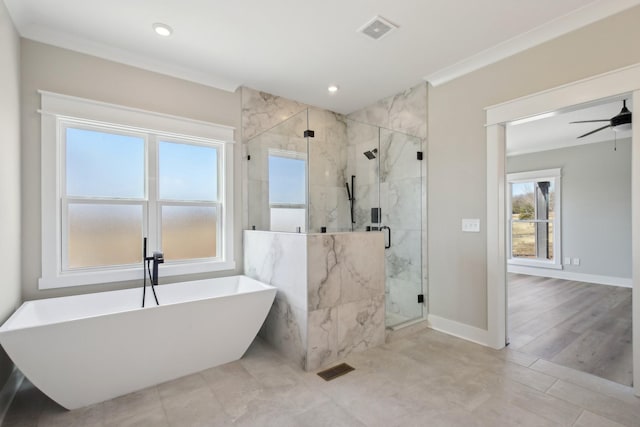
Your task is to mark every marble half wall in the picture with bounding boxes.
[244,230,385,371]
[243,231,308,367]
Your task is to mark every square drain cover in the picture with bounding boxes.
[317,363,355,381]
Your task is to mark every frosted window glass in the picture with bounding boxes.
[269,156,305,204]
[270,208,306,232]
[68,204,143,268]
[66,128,144,198]
[159,142,218,201]
[161,205,217,260]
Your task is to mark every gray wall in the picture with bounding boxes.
[428,5,640,329]
[508,139,631,279]
[20,40,243,301]
[0,0,21,390]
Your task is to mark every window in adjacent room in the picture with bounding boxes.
[507,168,561,269]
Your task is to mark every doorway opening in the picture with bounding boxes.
[485,64,640,395]
[505,98,633,385]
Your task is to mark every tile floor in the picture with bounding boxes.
[3,328,639,426]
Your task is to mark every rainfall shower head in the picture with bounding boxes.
[363,148,378,160]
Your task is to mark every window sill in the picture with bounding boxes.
[39,260,236,290]
[507,258,562,270]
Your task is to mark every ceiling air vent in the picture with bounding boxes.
[358,15,398,40]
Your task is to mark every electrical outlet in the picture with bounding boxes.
[572,258,580,266]
[563,257,571,265]
[462,219,480,233]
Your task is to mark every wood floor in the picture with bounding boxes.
[508,273,633,386]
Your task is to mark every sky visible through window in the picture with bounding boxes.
[66,128,144,198]
[159,141,217,201]
[66,128,218,201]
[269,155,305,204]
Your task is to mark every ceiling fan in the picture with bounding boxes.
[570,100,632,138]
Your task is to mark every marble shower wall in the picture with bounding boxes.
[244,230,385,371]
[347,83,427,140]
[347,83,428,322]
[242,83,428,324]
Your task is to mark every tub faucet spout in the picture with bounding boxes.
[152,251,164,286]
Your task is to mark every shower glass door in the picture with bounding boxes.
[379,128,424,327]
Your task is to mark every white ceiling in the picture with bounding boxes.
[4,0,640,114]
[507,97,633,156]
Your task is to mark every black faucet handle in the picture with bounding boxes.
[153,251,164,264]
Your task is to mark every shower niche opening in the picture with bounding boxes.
[246,107,425,328]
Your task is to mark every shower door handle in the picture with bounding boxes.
[381,226,391,249]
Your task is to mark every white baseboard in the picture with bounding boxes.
[508,265,632,288]
[0,367,24,425]
[427,314,489,347]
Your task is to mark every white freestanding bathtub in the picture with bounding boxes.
[0,276,276,410]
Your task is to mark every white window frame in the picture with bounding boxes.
[39,91,235,289]
[507,168,562,270]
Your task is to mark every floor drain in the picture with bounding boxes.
[317,363,355,381]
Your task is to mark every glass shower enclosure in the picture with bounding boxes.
[246,108,424,328]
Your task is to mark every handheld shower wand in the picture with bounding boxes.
[141,237,160,307]
[345,175,355,231]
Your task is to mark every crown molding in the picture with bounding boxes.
[425,0,640,87]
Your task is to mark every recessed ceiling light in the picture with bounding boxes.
[328,85,339,93]
[152,23,173,37]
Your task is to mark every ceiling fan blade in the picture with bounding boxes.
[570,119,610,123]
[577,124,611,139]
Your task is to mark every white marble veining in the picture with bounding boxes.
[306,307,337,371]
[244,231,385,372]
[347,83,427,139]
[243,231,307,311]
[307,233,384,311]
[242,87,308,142]
[242,82,428,329]
[337,295,386,358]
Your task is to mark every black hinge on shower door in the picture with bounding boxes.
[417,294,424,303]
[417,151,423,160]
[304,129,315,138]
[247,155,251,160]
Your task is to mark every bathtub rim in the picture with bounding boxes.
[0,275,276,334]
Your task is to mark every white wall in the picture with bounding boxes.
[0,0,21,389]
[428,5,640,330]
[507,139,632,280]
[20,40,242,301]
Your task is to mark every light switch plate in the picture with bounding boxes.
[462,218,480,232]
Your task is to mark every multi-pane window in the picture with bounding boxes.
[39,91,235,289]
[64,125,146,269]
[61,122,222,272]
[508,168,561,268]
[158,140,219,260]
[268,150,306,232]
